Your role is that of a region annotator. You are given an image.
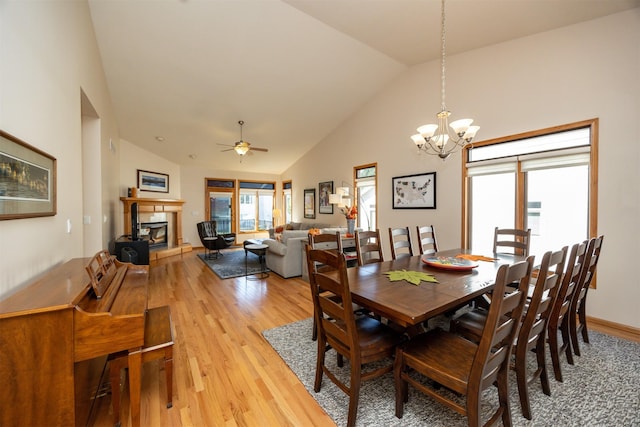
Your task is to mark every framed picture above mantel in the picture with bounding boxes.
[137,169,169,193]
[392,172,436,209]
[0,130,57,220]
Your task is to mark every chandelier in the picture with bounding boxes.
[411,0,479,160]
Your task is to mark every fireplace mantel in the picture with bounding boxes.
[120,197,185,246]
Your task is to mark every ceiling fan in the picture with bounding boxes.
[218,120,268,156]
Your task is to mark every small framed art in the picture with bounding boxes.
[304,188,316,219]
[318,181,333,214]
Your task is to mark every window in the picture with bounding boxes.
[463,119,598,258]
[355,163,377,231]
[205,178,235,234]
[282,180,292,225]
[239,181,275,232]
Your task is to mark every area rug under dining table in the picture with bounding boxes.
[197,248,269,279]
[262,317,639,426]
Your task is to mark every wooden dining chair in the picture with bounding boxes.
[394,258,532,426]
[547,240,589,382]
[389,227,414,260]
[355,229,384,266]
[569,235,604,357]
[416,225,438,255]
[307,232,342,341]
[306,248,406,427]
[493,227,531,256]
[450,247,567,420]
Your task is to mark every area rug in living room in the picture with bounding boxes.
[197,248,269,279]
[262,317,640,427]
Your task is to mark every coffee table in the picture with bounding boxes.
[244,243,269,279]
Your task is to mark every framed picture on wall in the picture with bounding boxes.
[392,172,436,209]
[0,130,57,220]
[318,181,333,214]
[304,188,316,219]
[137,169,169,193]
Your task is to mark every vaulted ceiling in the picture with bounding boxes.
[88,0,639,174]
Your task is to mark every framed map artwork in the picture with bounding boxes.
[392,172,436,209]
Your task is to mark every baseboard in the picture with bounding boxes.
[588,316,640,343]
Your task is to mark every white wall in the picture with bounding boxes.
[283,9,640,328]
[0,1,120,297]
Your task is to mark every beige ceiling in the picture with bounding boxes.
[88,0,639,174]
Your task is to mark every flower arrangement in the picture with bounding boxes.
[341,205,357,219]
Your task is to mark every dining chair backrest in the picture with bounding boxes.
[472,258,532,392]
[547,239,589,382]
[493,227,531,256]
[307,249,355,348]
[416,225,438,255]
[388,227,413,260]
[308,231,342,251]
[514,246,567,419]
[569,234,604,356]
[307,232,342,340]
[355,229,384,266]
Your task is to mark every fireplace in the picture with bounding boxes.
[139,221,168,249]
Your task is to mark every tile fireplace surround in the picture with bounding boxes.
[120,197,192,261]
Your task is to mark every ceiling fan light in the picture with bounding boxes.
[234,145,249,155]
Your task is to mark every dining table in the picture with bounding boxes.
[345,248,525,328]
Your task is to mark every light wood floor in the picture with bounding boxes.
[92,249,335,427]
[92,249,637,426]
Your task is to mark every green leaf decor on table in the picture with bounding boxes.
[384,269,438,286]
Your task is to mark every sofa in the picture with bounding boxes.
[263,223,347,278]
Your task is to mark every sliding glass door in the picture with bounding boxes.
[209,191,233,234]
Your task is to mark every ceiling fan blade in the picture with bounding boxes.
[250,147,269,152]
[220,148,234,152]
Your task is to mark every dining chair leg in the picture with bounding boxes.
[537,342,551,396]
[548,329,564,382]
[497,369,513,427]
[561,317,575,366]
[467,389,482,427]
[571,300,590,357]
[314,338,325,392]
[579,303,590,343]
[515,349,532,420]
[347,364,361,427]
[312,315,318,341]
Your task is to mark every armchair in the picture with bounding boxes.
[197,221,235,259]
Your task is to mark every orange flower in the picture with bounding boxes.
[342,205,357,219]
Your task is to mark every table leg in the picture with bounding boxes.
[128,349,142,427]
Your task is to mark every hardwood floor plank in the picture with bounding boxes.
[92,250,334,427]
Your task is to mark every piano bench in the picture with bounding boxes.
[109,305,174,427]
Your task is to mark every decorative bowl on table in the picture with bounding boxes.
[421,255,479,271]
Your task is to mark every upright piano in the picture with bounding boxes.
[0,256,148,427]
